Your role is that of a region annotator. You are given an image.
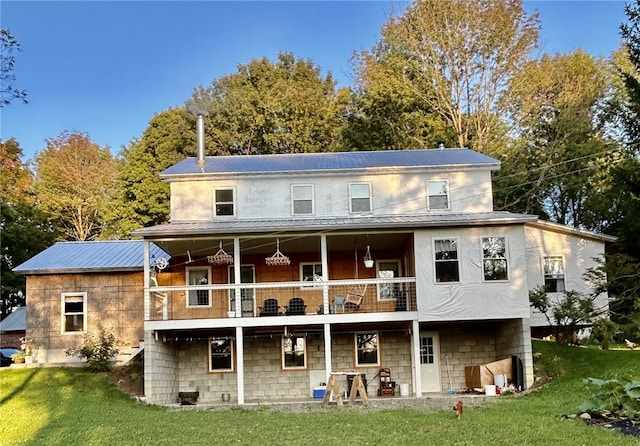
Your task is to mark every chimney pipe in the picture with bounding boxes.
[197,115,205,166]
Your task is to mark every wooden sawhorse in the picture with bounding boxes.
[322,371,369,407]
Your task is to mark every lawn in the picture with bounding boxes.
[1,341,639,446]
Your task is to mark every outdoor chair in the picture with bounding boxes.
[285,297,306,315]
[259,298,280,316]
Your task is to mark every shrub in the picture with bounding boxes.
[578,377,640,420]
[590,318,618,350]
[66,329,119,372]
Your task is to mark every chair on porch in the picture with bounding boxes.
[332,295,346,314]
[259,298,280,317]
[344,284,367,311]
[285,297,306,315]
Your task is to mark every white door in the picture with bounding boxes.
[420,331,442,393]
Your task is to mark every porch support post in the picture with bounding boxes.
[324,323,332,381]
[233,238,241,316]
[236,325,245,404]
[143,240,150,321]
[412,319,422,398]
[320,234,329,314]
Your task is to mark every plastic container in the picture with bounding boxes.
[484,384,496,396]
[399,383,410,396]
[494,373,507,388]
[313,386,326,399]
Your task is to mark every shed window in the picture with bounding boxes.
[62,292,86,334]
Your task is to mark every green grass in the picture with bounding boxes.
[1,341,639,446]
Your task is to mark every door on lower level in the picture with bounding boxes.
[420,331,442,393]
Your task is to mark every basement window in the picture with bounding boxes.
[355,332,380,367]
[282,336,307,370]
[209,337,234,372]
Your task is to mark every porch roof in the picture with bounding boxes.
[133,211,537,238]
[161,148,500,178]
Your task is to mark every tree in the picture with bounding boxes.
[187,52,349,155]
[102,108,195,238]
[353,0,539,153]
[0,29,27,107]
[35,132,117,241]
[0,139,56,318]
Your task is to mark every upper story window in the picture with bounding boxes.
[427,180,449,210]
[482,236,509,281]
[282,336,307,369]
[186,266,211,307]
[214,188,235,217]
[544,256,565,292]
[291,184,314,215]
[434,238,460,283]
[300,262,322,288]
[355,332,380,367]
[377,260,401,300]
[61,292,87,334]
[209,337,234,372]
[350,183,372,214]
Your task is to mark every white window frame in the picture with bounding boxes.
[543,255,566,293]
[349,182,372,214]
[427,179,450,210]
[61,292,87,335]
[376,259,402,301]
[355,332,380,367]
[291,184,314,216]
[214,187,236,217]
[282,335,307,370]
[481,236,509,282]
[209,337,234,372]
[433,238,460,283]
[300,262,323,289]
[186,266,212,308]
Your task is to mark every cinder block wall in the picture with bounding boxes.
[496,318,533,390]
[144,331,179,405]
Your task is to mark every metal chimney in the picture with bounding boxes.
[197,115,205,166]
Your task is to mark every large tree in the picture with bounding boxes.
[353,0,539,154]
[187,52,349,155]
[35,131,117,241]
[0,29,27,107]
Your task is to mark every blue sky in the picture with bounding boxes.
[0,1,630,161]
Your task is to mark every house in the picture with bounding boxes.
[0,306,26,348]
[13,144,613,405]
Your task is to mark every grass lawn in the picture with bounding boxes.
[1,341,640,446]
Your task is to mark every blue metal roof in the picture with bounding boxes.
[0,306,26,332]
[161,148,500,177]
[13,240,170,275]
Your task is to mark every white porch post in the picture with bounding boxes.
[324,323,332,381]
[233,238,241,316]
[412,319,422,397]
[320,234,329,314]
[236,326,245,404]
[143,240,150,321]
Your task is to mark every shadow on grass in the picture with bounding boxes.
[0,368,39,406]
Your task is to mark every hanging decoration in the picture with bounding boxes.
[265,238,290,266]
[364,245,374,268]
[153,257,169,271]
[208,241,234,265]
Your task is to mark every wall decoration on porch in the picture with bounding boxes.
[265,238,290,266]
[208,241,234,265]
[152,256,168,271]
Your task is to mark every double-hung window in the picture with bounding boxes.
[482,236,509,281]
[282,336,307,369]
[350,183,372,214]
[61,292,87,334]
[214,188,235,217]
[209,337,234,372]
[300,262,322,288]
[291,184,314,215]
[434,239,460,282]
[427,180,449,210]
[377,260,401,300]
[355,332,380,366]
[187,266,211,307]
[543,256,565,292]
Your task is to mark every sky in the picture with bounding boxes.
[0,1,631,162]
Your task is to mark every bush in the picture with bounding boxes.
[66,329,119,372]
[590,318,618,350]
[578,377,640,421]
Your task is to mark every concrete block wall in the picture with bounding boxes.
[496,318,534,390]
[144,331,179,405]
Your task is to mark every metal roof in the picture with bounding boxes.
[133,211,537,238]
[13,240,170,275]
[161,148,500,178]
[0,307,26,332]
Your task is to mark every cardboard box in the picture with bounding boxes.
[465,357,513,388]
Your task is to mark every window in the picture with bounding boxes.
[427,180,449,210]
[482,237,509,281]
[214,188,235,216]
[377,260,401,300]
[434,239,459,282]
[209,337,234,372]
[300,262,322,288]
[282,336,306,369]
[292,184,314,215]
[186,267,211,307]
[420,336,434,365]
[544,256,565,292]
[350,183,372,213]
[355,332,380,366]
[62,293,87,334]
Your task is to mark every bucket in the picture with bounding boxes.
[222,392,230,402]
[485,385,496,396]
[494,373,507,388]
[399,383,410,396]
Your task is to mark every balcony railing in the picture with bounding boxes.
[147,278,416,321]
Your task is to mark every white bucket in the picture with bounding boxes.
[485,385,496,396]
[494,374,507,388]
[399,383,410,396]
